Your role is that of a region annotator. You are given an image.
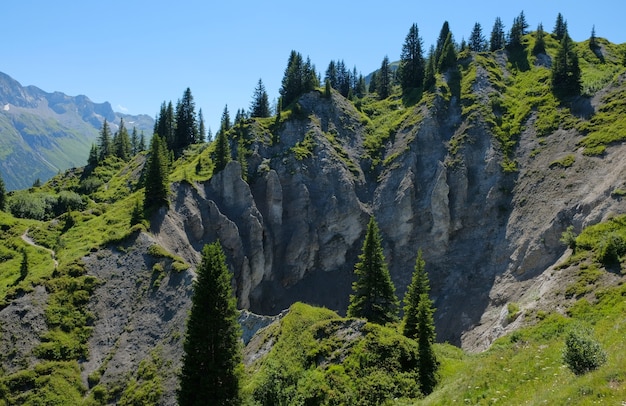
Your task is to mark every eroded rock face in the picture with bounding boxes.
[152,82,626,350]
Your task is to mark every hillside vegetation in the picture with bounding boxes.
[1,15,626,405]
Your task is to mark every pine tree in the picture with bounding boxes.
[213,128,232,173]
[218,105,231,137]
[355,74,367,98]
[589,25,598,50]
[143,134,169,211]
[131,127,139,156]
[368,71,378,94]
[280,50,304,107]
[532,23,547,55]
[399,23,425,95]
[250,79,270,118]
[237,137,248,182]
[402,250,430,339]
[197,109,206,143]
[438,32,457,72]
[553,13,568,41]
[507,13,526,50]
[325,60,337,89]
[347,217,399,325]
[138,131,146,152]
[155,101,176,151]
[178,241,242,406]
[551,34,581,98]
[435,21,451,66]
[377,56,393,99]
[0,172,6,211]
[87,143,99,167]
[98,119,112,161]
[174,87,199,155]
[489,17,506,51]
[113,118,132,160]
[423,45,436,90]
[416,293,438,394]
[468,22,487,52]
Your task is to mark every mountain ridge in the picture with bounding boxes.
[0,71,153,190]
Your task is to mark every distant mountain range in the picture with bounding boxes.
[0,72,153,190]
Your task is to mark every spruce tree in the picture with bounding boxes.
[435,21,451,66]
[399,23,425,95]
[113,118,132,160]
[416,293,438,395]
[532,23,547,55]
[468,22,487,52]
[280,50,304,107]
[551,34,581,98]
[553,13,568,41]
[143,135,169,212]
[98,119,112,161]
[155,101,176,151]
[197,108,206,143]
[377,56,393,99]
[438,32,458,72]
[178,241,242,406]
[589,25,598,50]
[138,131,146,152]
[368,71,378,94]
[489,17,506,51]
[423,45,436,90]
[213,128,232,173]
[131,127,139,156]
[174,87,199,155]
[87,143,99,167]
[347,217,399,325]
[250,79,270,118]
[402,250,430,339]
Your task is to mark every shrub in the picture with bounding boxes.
[562,328,607,375]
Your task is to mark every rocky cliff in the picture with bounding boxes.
[149,63,626,350]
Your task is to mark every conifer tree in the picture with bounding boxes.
[589,25,598,50]
[507,13,526,50]
[416,293,438,395]
[280,50,304,107]
[377,56,393,99]
[213,128,232,173]
[551,34,581,98]
[178,241,242,406]
[438,32,458,72]
[553,13,568,41]
[131,127,139,156]
[98,119,112,161]
[174,87,199,155]
[399,23,425,95]
[218,105,231,137]
[113,118,132,160]
[489,17,506,51]
[87,143,99,167]
[325,60,337,89]
[468,22,487,52]
[355,74,367,98]
[0,172,5,211]
[237,137,248,182]
[402,250,430,339]
[250,79,270,118]
[347,217,399,325]
[532,23,546,55]
[197,109,206,143]
[138,131,146,152]
[435,21,451,66]
[155,101,176,151]
[143,134,169,211]
[423,45,436,90]
[368,71,378,94]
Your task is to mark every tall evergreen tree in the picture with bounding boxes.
[402,250,430,339]
[489,17,506,51]
[280,50,304,107]
[416,293,438,395]
[98,119,112,161]
[434,21,451,66]
[377,56,393,99]
[553,13,568,41]
[551,34,581,98]
[155,101,176,151]
[197,108,206,143]
[87,143,99,167]
[325,60,337,89]
[213,128,232,173]
[399,23,425,95]
[250,79,271,118]
[532,23,547,55]
[130,127,139,156]
[589,25,599,50]
[368,71,378,94]
[423,45,437,90]
[138,131,146,152]
[347,217,399,325]
[468,22,487,52]
[438,32,458,72]
[113,118,132,160]
[143,135,169,211]
[355,74,367,98]
[178,241,242,406]
[218,105,231,138]
[174,87,199,155]
[507,13,526,50]
[0,172,5,211]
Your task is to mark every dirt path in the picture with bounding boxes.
[21,229,58,269]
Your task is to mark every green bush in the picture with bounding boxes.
[562,328,607,375]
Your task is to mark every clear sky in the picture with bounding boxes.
[3,1,624,133]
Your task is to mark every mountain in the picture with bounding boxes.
[0,72,153,190]
[1,33,626,404]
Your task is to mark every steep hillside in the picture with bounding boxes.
[0,72,153,190]
[1,33,626,404]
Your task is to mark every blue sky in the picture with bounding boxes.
[3,1,624,133]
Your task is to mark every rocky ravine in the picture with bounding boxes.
[150,79,626,352]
